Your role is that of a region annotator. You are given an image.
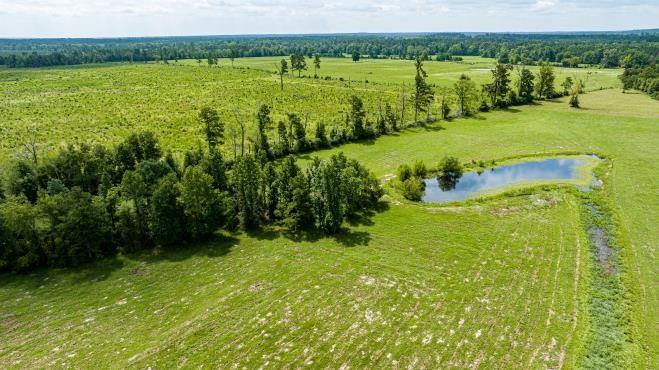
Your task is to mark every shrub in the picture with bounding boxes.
[401,178,425,201]
[397,164,413,182]
[411,160,427,178]
[438,156,463,180]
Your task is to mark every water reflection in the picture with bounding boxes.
[423,158,585,203]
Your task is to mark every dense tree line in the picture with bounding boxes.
[619,64,659,99]
[0,131,382,273]
[1,32,656,68]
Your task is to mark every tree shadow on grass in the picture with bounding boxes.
[421,123,446,132]
[0,256,126,288]
[246,201,389,248]
[140,233,240,264]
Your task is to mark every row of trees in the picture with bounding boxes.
[619,64,659,99]
[0,131,383,273]
[1,33,656,68]
[198,59,579,171]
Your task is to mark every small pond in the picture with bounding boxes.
[422,157,595,203]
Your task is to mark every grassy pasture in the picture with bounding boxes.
[0,57,621,161]
[201,56,622,90]
[0,58,657,368]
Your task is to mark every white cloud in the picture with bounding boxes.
[531,0,555,11]
[0,0,656,37]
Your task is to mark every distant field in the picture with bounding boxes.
[199,56,622,90]
[1,88,657,368]
[0,57,622,161]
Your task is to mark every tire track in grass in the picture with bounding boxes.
[443,213,514,367]
[499,217,549,367]
[528,213,563,367]
[558,199,583,369]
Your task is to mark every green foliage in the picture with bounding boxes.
[150,173,186,246]
[485,64,513,107]
[255,104,272,157]
[0,196,42,271]
[453,74,478,116]
[400,178,425,201]
[37,188,113,267]
[619,64,658,99]
[231,156,262,229]
[348,95,367,139]
[5,160,39,202]
[397,163,412,182]
[517,67,535,103]
[536,63,557,99]
[179,166,224,238]
[413,57,434,122]
[411,160,427,178]
[290,53,307,77]
[199,106,224,149]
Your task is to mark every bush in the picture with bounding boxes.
[438,156,463,180]
[397,164,413,182]
[411,160,427,178]
[401,178,425,201]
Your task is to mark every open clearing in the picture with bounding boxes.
[0,58,657,368]
[0,57,620,160]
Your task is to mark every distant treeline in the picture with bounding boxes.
[1,32,657,68]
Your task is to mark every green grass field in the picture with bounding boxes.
[0,57,621,161]
[205,56,622,90]
[0,59,657,368]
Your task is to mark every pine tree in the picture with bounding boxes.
[413,56,434,123]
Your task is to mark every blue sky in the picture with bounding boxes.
[0,0,657,38]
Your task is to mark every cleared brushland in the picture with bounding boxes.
[0,57,657,368]
[0,57,619,160]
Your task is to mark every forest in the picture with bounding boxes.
[1,32,657,69]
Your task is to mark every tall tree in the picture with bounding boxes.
[231,156,262,229]
[412,56,434,123]
[485,64,513,107]
[290,53,307,77]
[178,166,223,238]
[119,170,150,249]
[199,107,224,150]
[287,113,308,152]
[275,58,288,90]
[255,104,272,157]
[348,96,366,139]
[561,76,574,96]
[313,54,321,77]
[150,173,186,246]
[516,67,535,103]
[453,74,478,116]
[535,63,556,99]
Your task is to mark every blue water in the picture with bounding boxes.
[422,158,585,203]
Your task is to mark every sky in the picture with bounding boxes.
[0,0,657,38]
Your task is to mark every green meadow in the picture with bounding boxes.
[0,57,620,160]
[0,58,657,368]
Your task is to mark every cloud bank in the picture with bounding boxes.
[0,0,656,37]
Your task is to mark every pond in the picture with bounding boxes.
[422,157,596,203]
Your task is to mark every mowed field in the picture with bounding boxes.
[0,59,658,368]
